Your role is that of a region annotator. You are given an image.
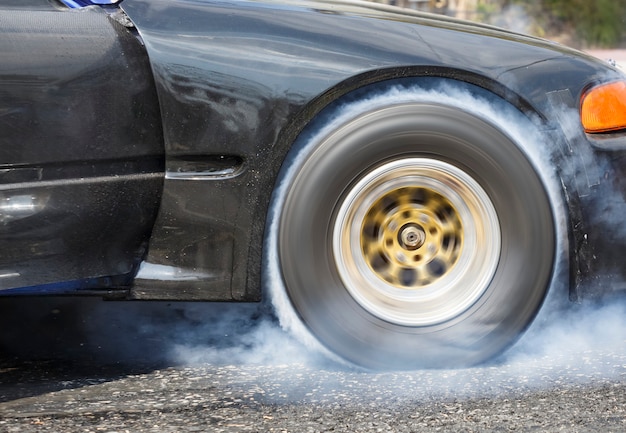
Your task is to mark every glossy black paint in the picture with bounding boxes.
[2,0,626,301]
[0,3,164,292]
[120,0,626,301]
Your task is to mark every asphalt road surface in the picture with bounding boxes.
[0,294,625,432]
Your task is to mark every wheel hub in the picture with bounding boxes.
[398,224,425,250]
[333,157,501,326]
[361,186,463,288]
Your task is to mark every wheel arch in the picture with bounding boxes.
[254,69,569,298]
[257,71,572,367]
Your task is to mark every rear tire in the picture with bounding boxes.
[270,86,555,369]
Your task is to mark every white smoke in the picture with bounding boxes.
[505,297,626,380]
[172,318,311,366]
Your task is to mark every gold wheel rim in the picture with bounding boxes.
[333,158,501,326]
[360,186,463,288]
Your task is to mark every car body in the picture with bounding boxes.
[2,0,626,369]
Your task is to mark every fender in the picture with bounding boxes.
[120,0,624,301]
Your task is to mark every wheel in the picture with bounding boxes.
[267,85,556,369]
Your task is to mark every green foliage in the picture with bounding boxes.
[512,0,626,47]
[475,2,500,23]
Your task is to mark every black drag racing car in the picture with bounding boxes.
[2,0,626,369]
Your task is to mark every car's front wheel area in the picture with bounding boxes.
[267,84,556,370]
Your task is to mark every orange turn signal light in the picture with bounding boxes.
[581,81,626,133]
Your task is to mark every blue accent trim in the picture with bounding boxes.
[0,277,127,296]
[59,0,84,7]
[60,0,121,8]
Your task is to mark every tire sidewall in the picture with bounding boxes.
[274,85,556,368]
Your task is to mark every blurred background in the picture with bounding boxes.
[365,0,626,49]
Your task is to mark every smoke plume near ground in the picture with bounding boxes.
[162,295,626,401]
[501,296,626,379]
[0,286,625,400]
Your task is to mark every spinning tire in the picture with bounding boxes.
[272,91,555,369]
